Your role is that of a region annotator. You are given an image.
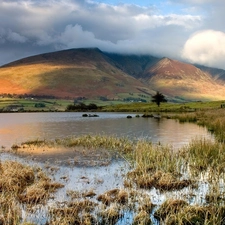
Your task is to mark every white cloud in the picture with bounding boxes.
[182,30,225,69]
[0,0,222,67]
[170,0,219,4]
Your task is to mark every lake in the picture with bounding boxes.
[0,112,215,225]
[0,112,212,149]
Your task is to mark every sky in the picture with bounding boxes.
[1,0,225,69]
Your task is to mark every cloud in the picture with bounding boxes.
[7,30,27,43]
[169,0,220,5]
[0,0,215,67]
[182,30,225,69]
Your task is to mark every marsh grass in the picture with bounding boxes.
[49,199,97,225]
[56,134,134,154]
[49,187,154,225]
[173,108,225,142]
[133,210,152,225]
[126,140,193,191]
[0,194,22,225]
[5,129,225,224]
[97,189,129,206]
[17,135,134,167]
[0,160,64,224]
[154,199,225,225]
[182,138,225,174]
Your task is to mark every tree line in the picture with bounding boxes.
[66,103,100,111]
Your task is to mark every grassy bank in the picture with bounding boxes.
[0,96,224,113]
[101,100,224,112]
[171,108,225,142]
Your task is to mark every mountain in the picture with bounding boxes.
[195,64,225,84]
[1,47,225,102]
[0,48,151,99]
[141,58,225,101]
[104,53,160,78]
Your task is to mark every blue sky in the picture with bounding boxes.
[0,0,225,69]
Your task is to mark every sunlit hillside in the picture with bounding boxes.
[1,48,225,101]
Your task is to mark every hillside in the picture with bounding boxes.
[0,48,151,99]
[1,48,225,102]
[141,58,225,101]
[195,64,225,84]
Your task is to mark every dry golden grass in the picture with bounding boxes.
[0,160,64,224]
[0,194,22,225]
[126,140,194,191]
[50,199,97,225]
[154,199,188,220]
[133,210,152,225]
[154,199,225,224]
[5,128,225,224]
[98,203,121,225]
[0,161,35,194]
[97,188,128,206]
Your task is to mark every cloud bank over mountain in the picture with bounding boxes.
[0,0,225,69]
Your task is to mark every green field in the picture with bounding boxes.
[0,98,73,112]
[0,96,224,112]
[101,100,225,112]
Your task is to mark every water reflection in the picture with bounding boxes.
[0,112,213,149]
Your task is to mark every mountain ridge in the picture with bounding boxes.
[1,47,225,101]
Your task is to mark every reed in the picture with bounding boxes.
[0,160,64,224]
[127,140,193,191]
[5,126,225,224]
[133,210,152,225]
[50,199,97,225]
[98,203,121,225]
[57,134,134,153]
[97,188,129,206]
[172,108,225,142]
[154,199,215,224]
[182,138,225,174]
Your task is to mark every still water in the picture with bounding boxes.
[0,112,213,149]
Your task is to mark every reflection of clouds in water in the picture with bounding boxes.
[0,112,213,149]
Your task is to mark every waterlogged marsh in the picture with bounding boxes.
[0,112,220,224]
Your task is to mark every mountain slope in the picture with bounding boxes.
[104,53,160,78]
[195,64,225,84]
[1,48,225,101]
[0,48,151,99]
[142,58,225,101]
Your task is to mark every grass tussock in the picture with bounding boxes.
[133,210,152,225]
[0,160,64,223]
[0,194,22,225]
[98,204,121,225]
[97,188,128,205]
[56,134,134,154]
[127,140,193,191]
[154,199,225,225]
[182,138,225,173]
[0,161,35,194]
[50,199,97,225]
